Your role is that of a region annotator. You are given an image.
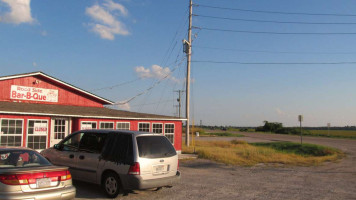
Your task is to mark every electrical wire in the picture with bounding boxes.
[194,4,356,17]
[193,45,356,55]
[192,60,356,65]
[193,14,356,25]
[137,9,189,114]
[114,56,187,105]
[130,99,174,107]
[90,78,142,92]
[193,26,356,35]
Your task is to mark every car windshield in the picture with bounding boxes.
[0,149,51,168]
[137,136,177,158]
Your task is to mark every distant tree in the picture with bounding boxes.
[262,121,283,132]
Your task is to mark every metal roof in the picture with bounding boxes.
[0,101,185,121]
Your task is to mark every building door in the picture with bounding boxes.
[50,118,70,147]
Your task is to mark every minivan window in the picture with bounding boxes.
[79,133,106,153]
[62,132,83,151]
[101,132,133,165]
[137,136,177,158]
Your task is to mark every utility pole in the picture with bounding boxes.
[174,90,184,118]
[298,115,303,145]
[184,0,193,147]
[174,105,179,117]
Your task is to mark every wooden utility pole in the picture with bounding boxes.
[185,0,193,147]
[174,90,184,118]
[298,115,303,145]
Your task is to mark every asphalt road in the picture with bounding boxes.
[74,133,356,200]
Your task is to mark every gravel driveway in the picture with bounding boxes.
[74,133,356,200]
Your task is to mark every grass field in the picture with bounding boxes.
[182,140,344,166]
[306,130,356,139]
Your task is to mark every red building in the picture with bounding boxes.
[0,72,184,152]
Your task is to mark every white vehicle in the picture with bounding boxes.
[41,130,180,198]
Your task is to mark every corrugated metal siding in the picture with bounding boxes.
[0,76,103,107]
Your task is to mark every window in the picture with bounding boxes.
[62,132,84,151]
[137,136,176,158]
[138,123,150,132]
[152,123,163,134]
[164,124,175,144]
[79,133,106,153]
[54,119,66,140]
[0,119,23,147]
[81,121,97,130]
[99,122,114,129]
[117,122,130,130]
[27,120,48,150]
[0,149,51,168]
[101,133,133,165]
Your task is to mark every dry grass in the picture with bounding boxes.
[182,140,344,166]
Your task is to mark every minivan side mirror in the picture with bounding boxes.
[54,144,63,150]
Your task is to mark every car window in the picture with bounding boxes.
[101,132,133,165]
[61,132,84,151]
[0,150,51,168]
[137,136,177,158]
[79,133,106,153]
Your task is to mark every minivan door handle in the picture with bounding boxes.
[79,155,85,160]
[69,154,74,159]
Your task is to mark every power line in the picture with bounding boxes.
[193,14,356,25]
[130,99,174,107]
[90,78,142,92]
[193,45,356,55]
[194,4,356,17]
[114,56,186,105]
[138,8,188,114]
[192,60,356,65]
[193,26,356,35]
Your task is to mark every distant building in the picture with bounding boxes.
[0,72,184,152]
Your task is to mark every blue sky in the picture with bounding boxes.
[1,0,356,127]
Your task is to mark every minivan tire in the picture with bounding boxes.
[102,172,121,198]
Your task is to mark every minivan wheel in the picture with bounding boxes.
[103,172,121,198]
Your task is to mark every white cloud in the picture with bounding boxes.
[135,65,180,83]
[103,0,128,16]
[0,0,34,24]
[85,0,129,40]
[135,66,151,78]
[275,108,286,116]
[116,101,131,110]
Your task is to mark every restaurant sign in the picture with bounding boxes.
[10,85,58,102]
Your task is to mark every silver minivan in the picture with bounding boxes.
[41,130,180,198]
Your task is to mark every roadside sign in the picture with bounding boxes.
[298,115,303,122]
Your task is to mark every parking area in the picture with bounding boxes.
[74,133,356,200]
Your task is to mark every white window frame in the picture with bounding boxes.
[99,122,114,130]
[53,118,68,140]
[81,121,97,130]
[0,118,24,147]
[164,123,175,144]
[138,122,150,132]
[27,119,49,150]
[117,122,130,130]
[152,123,163,134]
